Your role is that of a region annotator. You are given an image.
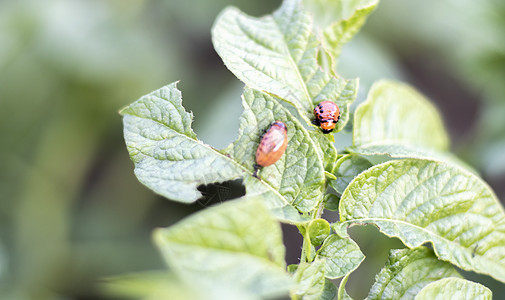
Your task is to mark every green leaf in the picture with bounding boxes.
[329,154,372,195]
[414,277,492,300]
[154,196,291,299]
[212,0,358,131]
[303,0,379,65]
[231,88,326,214]
[291,260,327,300]
[321,279,338,300]
[291,260,337,300]
[367,247,461,300]
[121,82,322,223]
[324,193,340,211]
[353,80,449,151]
[350,80,477,174]
[120,82,244,203]
[308,219,331,246]
[339,158,505,283]
[315,233,365,279]
[347,144,477,174]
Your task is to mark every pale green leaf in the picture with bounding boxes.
[292,260,327,300]
[315,233,365,279]
[414,277,492,300]
[291,260,337,300]
[212,0,358,131]
[303,0,379,64]
[353,80,449,151]
[231,88,326,214]
[120,82,244,202]
[101,271,197,300]
[329,154,372,195]
[154,197,291,299]
[339,159,505,283]
[350,79,479,193]
[367,247,461,300]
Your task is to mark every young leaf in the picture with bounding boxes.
[329,154,372,195]
[212,0,358,131]
[231,88,326,214]
[303,0,379,65]
[154,196,291,299]
[120,82,244,203]
[367,247,461,300]
[353,80,449,151]
[339,159,505,283]
[414,277,492,300]
[315,233,365,279]
[307,219,331,246]
[324,193,340,211]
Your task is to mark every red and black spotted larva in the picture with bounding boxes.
[253,121,288,178]
[313,100,340,134]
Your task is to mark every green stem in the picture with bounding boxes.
[299,230,313,263]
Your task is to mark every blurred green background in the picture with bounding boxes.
[1,0,504,299]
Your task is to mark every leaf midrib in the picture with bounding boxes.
[272,7,312,110]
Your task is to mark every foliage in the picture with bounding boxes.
[118,0,505,299]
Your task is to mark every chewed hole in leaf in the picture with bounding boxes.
[344,225,406,299]
[281,223,304,265]
[196,178,245,208]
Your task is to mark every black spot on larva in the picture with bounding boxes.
[320,109,324,113]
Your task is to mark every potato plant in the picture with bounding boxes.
[115,0,504,299]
